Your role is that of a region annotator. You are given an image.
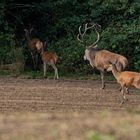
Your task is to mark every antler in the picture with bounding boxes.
[29,27,34,35]
[77,22,101,47]
[77,24,86,43]
[90,23,101,47]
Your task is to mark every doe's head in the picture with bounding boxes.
[107,63,116,72]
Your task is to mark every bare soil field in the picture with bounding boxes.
[0,77,140,140]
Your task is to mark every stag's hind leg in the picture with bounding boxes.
[100,71,105,89]
[43,62,47,77]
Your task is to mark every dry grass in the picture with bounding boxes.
[0,112,140,140]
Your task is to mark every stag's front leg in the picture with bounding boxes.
[100,71,105,89]
[31,52,36,70]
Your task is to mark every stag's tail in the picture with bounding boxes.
[116,56,128,72]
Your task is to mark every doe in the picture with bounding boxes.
[36,41,59,79]
[109,63,140,104]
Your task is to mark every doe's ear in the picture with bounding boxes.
[116,61,123,72]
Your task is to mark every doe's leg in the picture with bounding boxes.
[121,85,128,104]
[51,64,59,80]
[125,87,130,94]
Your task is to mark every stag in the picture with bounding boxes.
[24,28,43,70]
[77,23,128,89]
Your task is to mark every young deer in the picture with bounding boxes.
[109,63,140,104]
[24,28,43,70]
[36,41,59,79]
[77,23,128,89]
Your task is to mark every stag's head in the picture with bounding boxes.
[77,22,101,60]
[36,41,44,53]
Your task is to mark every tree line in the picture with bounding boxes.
[0,0,140,74]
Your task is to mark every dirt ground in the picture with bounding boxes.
[0,77,140,140]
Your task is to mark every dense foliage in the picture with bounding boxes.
[0,0,140,74]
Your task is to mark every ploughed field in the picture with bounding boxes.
[0,77,140,140]
[0,77,139,112]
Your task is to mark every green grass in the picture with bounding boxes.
[0,70,11,76]
[0,69,116,81]
[87,132,116,140]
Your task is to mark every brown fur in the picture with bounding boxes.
[117,71,140,89]
[36,41,59,79]
[28,38,43,51]
[24,29,43,70]
[77,23,128,89]
[84,48,128,89]
[42,52,58,65]
[110,64,140,104]
[88,49,128,72]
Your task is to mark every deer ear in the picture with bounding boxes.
[107,64,112,71]
[116,61,123,71]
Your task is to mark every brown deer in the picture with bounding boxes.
[36,41,59,79]
[77,23,128,89]
[109,63,140,104]
[24,28,43,70]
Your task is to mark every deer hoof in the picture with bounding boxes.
[120,100,125,105]
[43,76,47,79]
[101,86,105,90]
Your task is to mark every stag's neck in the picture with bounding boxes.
[112,65,120,80]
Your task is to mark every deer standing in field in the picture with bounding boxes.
[77,23,128,89]
[24,28,43,70]
[36,41,59,79]
[109,63,140,104]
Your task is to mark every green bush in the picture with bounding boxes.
[0,32,16,64]
[0,0,140,74]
